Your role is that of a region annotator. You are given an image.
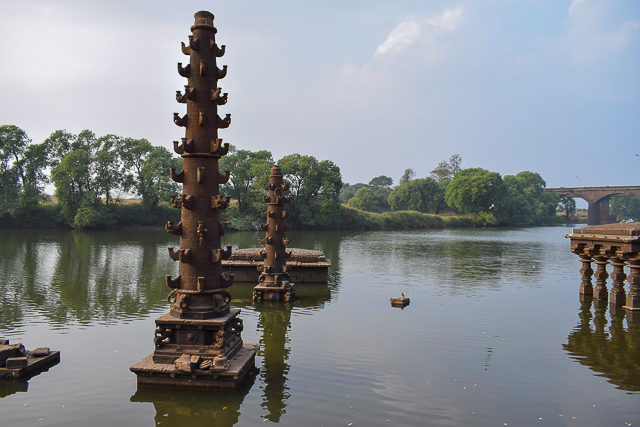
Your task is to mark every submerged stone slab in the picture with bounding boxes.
[253,282,295,302]
[390,297,410,308]
[0,340,59,379]
[222,248,330,283]
[0,343,25,366]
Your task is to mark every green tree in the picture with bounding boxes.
[1,125,51,216]
[535,190,560,224]
[347,187,374,211]
[19,140,50,213]
[501,175,535,225]
[219,146,273,214]
[51,149,94,224]
[340,182,368,203]
[501,171,558,225]
[610,197,640,221]
[43,129,78,169]
[94,134,125,207]
[279,154,343,228]
[0,125,30,190]
[430,154,462,182]
[445,168,506,224]
[138,147,182,211]
[388,177,443,213]
[372,187,393,213]
[558,197,577,218]
[0,126,28,216]
[121,139,180,211]
[368,175,393,189]
[398,168,416,185]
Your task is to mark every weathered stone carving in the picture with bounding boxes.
[253,166,295,301]
[567,223,640,311]
[130,11,258,390]
[0,339,59,378]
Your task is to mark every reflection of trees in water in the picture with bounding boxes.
[339,230,550,294]
[0,230,178,331]
[564,296,640,391]
[222,279,332,423]
[130,375,256,427]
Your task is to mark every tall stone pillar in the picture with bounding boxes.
[131,11,258,389]
[253,166,295,301]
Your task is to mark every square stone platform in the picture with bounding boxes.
[131,343,258,389]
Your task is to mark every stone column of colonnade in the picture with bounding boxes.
[568,223,640,314]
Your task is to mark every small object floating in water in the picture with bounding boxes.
[0,339,60,379]
[390,292,410,308]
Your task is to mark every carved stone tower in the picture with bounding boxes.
[253,166,295,301]
[131,11,258,389]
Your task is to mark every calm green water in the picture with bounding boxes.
[0,227,638,426]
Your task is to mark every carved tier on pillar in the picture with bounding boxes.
[253,166,295,302]
[130,11,258,389]
[567,223,640,312]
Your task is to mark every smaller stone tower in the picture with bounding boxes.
[253,166,295,301]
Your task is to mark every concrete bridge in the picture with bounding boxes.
[546,186,640,225]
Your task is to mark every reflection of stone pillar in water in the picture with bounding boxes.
[130,377,255,425]
[253,166,295,301]
[256,303,292,422]
[131,11,258,389]
[593,299,608,335]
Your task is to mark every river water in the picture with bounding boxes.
[0,227,638,426]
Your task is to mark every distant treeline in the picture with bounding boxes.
[3,125,635,230]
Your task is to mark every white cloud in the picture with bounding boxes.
[374,7,464,57]
[557,0,640,64]
[568,0,585,16]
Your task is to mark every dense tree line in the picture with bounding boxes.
[611,197,640,221]
[8,124,629,230]
[1,125,344,229]
[1,125,181,228]
[342,155,563,226]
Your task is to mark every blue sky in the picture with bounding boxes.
[1,0,638,188]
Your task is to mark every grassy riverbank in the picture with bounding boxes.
[1,202,481,231]
[337,206,475,230]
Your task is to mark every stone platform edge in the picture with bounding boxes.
[130,343,258,390]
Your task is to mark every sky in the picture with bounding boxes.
[1,0,638,188]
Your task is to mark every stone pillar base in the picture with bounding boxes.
[594,286,608,300]
[610,290,626,306]
[624,294,640,311]
[253,283,295,301]
[130,343,258,390]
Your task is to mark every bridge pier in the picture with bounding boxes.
[587,196,617,225]
[587,202,601,226]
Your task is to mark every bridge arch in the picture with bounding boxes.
[546,186,640,225]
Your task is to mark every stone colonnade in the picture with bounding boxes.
[568,223,640,311]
